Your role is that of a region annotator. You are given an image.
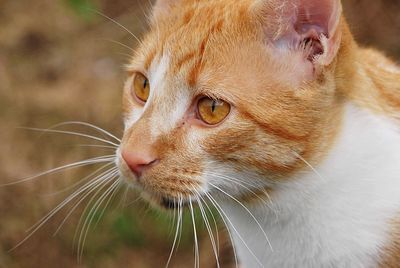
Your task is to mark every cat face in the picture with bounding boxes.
[117,0,343,208]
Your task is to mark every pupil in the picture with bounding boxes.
[211,101,216,113]
[143,79,148,89]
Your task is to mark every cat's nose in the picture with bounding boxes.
[121,151,159,178]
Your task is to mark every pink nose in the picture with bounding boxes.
[121,151,159,177]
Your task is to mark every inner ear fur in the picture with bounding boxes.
[253,0,342,67]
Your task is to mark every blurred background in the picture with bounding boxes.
[0,0,399,267]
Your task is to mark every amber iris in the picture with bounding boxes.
[197,97,231,125]
[133,73,150,102]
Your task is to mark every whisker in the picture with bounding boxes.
[1,155,116,187]
[209,183,273,252]
[80,180,120,260]
[205,171,270,206]
[20,127,119,147]
[166,196,183,268]
[204,169,280,220]
[77,177,120,262]
[8,168,118,252]
[204,192,238,268]
[167,197,178,238]
[125,196,142,208]
[73,183,112,254]
[53,170,118,235]
[195,193,220,268]
[91,9,142,44]
[72,171,118,246]
[176,197,184,250]
[189,199,200,268]
[93,178,122,229]
[42,121,121,143]
[99,39,135,53]
[117,52,137,61]
[205,169,263,187]
[291,151,326,182]
[118,184,130,208]
[187,169,277,217]
[28,168,119,233]
[189,164,265,191]
[42,162,115,197]
[75,144,118,150]
[206,193,263,267]
[137,0,153,26]
[203,161,266,189]
[197,194,220,254]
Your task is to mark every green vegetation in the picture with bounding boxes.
[112,212,145,247]
[66,0,97,20]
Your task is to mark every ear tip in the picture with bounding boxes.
[328,0,343,34]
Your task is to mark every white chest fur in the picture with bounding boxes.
[220,104,400,268]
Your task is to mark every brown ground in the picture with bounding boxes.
[0,0,399,267]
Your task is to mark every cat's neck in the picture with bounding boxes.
[220,35,400,266]
[221,103,400,267]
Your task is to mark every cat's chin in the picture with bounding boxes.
[120,175,197,210]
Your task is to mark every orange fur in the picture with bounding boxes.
[119,0,400,262]
[379,217,400,267]
[121,0,348,203]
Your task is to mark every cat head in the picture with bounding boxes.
[117,0,345,208]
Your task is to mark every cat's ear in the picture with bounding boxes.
[254,0,342,67]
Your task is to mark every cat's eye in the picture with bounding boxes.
[197,97,231,125]
[133,73,150,102]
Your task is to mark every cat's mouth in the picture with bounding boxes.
[137,187,195,210]
[117,154,202,210]
[160,197,188,210]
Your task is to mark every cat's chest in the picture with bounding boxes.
[219,104,400,268]
[221,191,389,268]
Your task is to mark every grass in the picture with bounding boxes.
[66,0,97,20]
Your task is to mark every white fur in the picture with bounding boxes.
[378,62,400,74]
[124,56,169,131]
[148,55,191,139]
[219,104,400,267]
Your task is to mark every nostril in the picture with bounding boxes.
[136,159,159,172]
[148,159,159,166]
[121,151,159,178]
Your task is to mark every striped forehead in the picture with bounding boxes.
[146,6,228,84]
[144,32,223,138]
[132,4,238,139]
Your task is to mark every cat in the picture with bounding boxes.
[117,0,400,267]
